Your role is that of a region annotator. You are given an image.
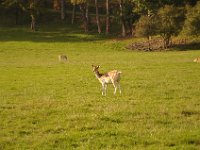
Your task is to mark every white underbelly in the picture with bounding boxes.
[99,77,112,84]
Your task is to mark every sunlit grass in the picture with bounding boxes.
[0,25,200,149]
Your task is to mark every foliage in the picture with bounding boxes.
[135,15,157,39]
[159,0,198,6]
[2,0,25,10]
[182,1,200,37]
[156,5,185,48]
[70,0,87,5]
[135,15,158,50]
[0,0,199,35]
[132,0,160,15]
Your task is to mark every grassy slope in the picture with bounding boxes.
[0,25,200,150]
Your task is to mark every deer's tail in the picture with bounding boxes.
[118,71,122,74]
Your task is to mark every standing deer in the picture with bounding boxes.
[92,65,122,96]
[58,55,67,63]
[193,58,200,63]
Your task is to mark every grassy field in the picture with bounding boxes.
[0,25,200,150]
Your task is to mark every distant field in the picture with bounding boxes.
[0,26,200,149]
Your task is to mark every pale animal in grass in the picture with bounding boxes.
[58,55,67,63]
[92,65,122,96]
[193,58,200,63]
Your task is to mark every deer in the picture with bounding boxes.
[92,65,122,96]
[58,55,67,63]
[193,58,200,63]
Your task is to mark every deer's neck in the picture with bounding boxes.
[94,70,103,78]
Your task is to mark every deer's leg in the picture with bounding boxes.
[112,82,117,95]
[104,84,107,96]
[118,82,122,94]
[102,83,106,96]
[101,85,104,96]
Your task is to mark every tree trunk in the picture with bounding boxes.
[119,0,126,37]
[86,2,89,24]
[71,4,76,24]
[15,5,19,25]
[30,0,36,31]
[95,0,101,34]
[106,0,110,34]
[166,37,170,48]
[53,0,60,10]
[60,0,65,20]
[148,36,152,51]
[163,35,171,49]
[79,4,88,33]
[127,19,133,35]
[163,38,165,49]
[132,25,135,36]
[31,14,36,31]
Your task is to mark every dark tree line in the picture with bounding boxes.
[0,0,200,43]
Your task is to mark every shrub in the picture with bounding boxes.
[157,5,185,48]
[182,2,200,37]
[135,15,158,50]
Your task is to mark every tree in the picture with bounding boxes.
[29,0,44,31]
[95,0,101,34]
[53,0,60,10]
[182,2,200,37]
[2,0,44,31]
[119,0,126,37]
[132,0,160,16]
[85,1,89,24]
[60,0,65,20]
[135,15,157,50]
[71,0,89,32]
[2,0,26,24]
[157,5,184,48]
[71,3,76,24]
[29,0,37,31]
[79,4,88,32]
[159,0,198,7]
[123,1,135,35]
[106,0,110,34]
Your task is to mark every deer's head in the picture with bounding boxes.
[92,65,100,72]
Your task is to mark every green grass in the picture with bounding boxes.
[0,25,200,150]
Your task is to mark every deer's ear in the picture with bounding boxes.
[98,65,100,68]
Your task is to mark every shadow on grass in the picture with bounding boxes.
[0,24,115,43]
[172,41,200,51]
[173,42,200,51]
